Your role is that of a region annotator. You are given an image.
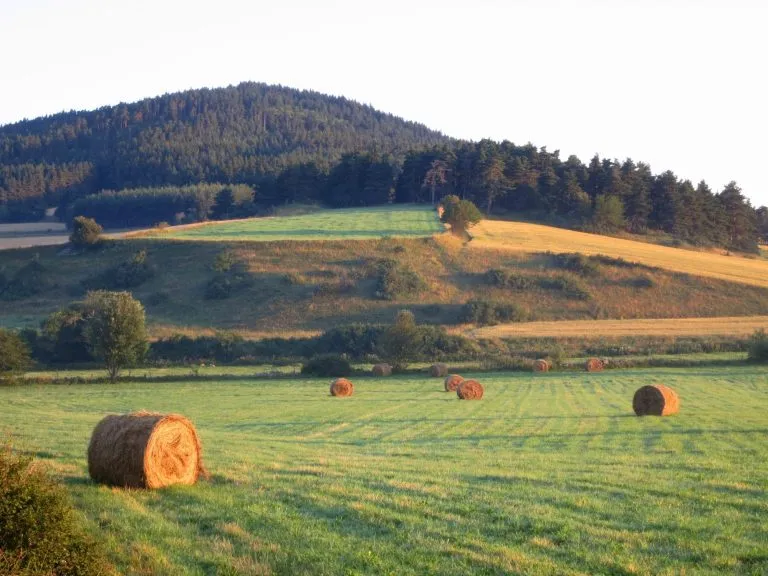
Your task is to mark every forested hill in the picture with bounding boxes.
[0,82,450,218]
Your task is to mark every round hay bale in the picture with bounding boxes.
[330,378,354,397]
[87,412,204,489]
[430,363,448,378]
[585,358,604,372]
[444,374,464,392]
[632,384,679,416]
[533,359,550,373]
[372,363,392,377]
[457,379,484,400]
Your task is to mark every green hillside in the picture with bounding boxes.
[1,212,767,337]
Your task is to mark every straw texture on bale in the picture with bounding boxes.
[533,359,550,372]
[330,378,354,397]
[444,374,464,392]
[372,363,392,377]
[430,363,448,377]
[585,358,604,372]
[632,384,680,416]
[457,380,484,400]
[87,412,204,489]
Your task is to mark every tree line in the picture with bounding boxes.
[0,82,448,221]
[1,82,764,250]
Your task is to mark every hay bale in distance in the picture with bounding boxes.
[87,412,204,489]
[585,358,604,372]
[533,359,550,372]
[457,379,484,400]
[372,363,392,377]
[330,378,354,397]
[444,374,464,392]
[632,384,679,416]
[430,363,448,377]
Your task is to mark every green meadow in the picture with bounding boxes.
[141,205,443,242]
[3,367,767,575]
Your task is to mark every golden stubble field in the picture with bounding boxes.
[468,315,768,339]
[471,220,768,288]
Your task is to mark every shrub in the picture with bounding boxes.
[82,249,155,290]
[0,258,52,301]
[549,253,601,277]
[374,259,427,300]
[538,273,592,300]
[0,442,110,576]
[205,259,253,299]
[378,310,423,370]
[484,269,536,290]
[301,355,352,377]
[0,329,31,381]
[460,300,528,326]
[747,329,768,363]
[627,275,655,288]
[69,216,102,248]
[592,195,625,232]
[440,195,483,235]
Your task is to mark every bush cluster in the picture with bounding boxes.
[549,253,602,276]
[373,259,427,300]
[460,299,528,326]
[538,273,592,300]
[747,329,768,363]
[82,250,155,290]
[301,355,352,377]
[0,443,110,576]
[0,259,53,301]
[483,269,536,290]
[205,260,253,300]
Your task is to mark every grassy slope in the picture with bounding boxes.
[133,205,444,241]
[2,232,768,335]
[471,220,768,288]
[3,368,767,574]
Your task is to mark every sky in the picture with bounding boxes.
[1,0,766,207]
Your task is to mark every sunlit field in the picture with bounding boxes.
[471,220,768,288]
[468,315,768,339]
[3,367,767,575]
[133,205,443,242]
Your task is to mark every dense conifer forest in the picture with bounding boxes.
[1,82,765,250]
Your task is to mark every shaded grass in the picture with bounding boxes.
[2,367,767,574]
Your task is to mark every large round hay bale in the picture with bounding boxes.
[533,359,550,372]
[444,374,464,392]
[457,379,484,400]
[330,378,354,397]
[87,412,203,489]
[430,363,448,377]
[585,358,604,372]
[632,384,679,416]
[372,363,392,377]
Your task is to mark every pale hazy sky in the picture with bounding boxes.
[1,0,766,206]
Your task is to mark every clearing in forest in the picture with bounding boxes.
[132,204,443,242]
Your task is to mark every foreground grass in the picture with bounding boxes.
[471,220,768,288]
[469,315,768,339]
[134,204,443,242]
[2,367,767,575]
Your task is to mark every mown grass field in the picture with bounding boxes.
[468,315,768,339]
[3,367,767,575]
[134,205,443,242]
[471,220,768,288]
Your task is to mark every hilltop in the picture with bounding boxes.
[0,82,449,220]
